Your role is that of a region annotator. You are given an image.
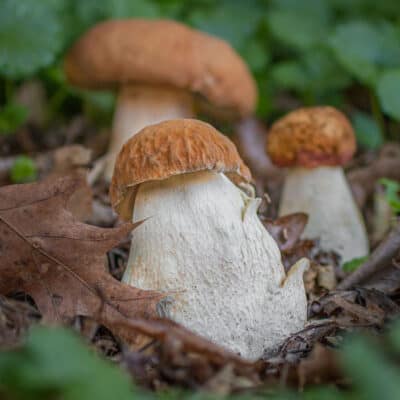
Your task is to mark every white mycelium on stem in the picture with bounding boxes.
[123,170,308,360]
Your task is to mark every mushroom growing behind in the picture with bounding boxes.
[64,19,257,180]
[266,106,369,263]
[111,119,308,360]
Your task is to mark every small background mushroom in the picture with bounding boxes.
[266,106,369,264]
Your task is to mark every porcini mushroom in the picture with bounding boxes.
[64,19,257,181]
[110,119,308,360]
[266,106,369,263]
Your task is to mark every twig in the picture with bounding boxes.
[348,143,400,208]
[338,220,400,289]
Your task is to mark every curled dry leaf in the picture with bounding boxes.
[0,173,164,334]
[309,288,400,327]
[263,212,308,252]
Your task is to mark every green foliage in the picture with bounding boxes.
[341,329,400,399]
[267,0,332,51]
[329,21,400,85]
[0,102,28,135]
[379,178,400,214]
[342,256,368,273]
[3,322,400,399]
[1,0,400,143]
[10,156,37,184]
[0,0,63,78]
[0,326,138,400]
[352,111,383,149]
[377,70,400,121]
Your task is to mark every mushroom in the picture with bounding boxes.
[110,119,308,360]
[266,106,369,263]
[64,19,257,181]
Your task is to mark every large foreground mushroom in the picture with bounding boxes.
[110,119,308,360]
[64,19,257,180]
[266,106,369,263]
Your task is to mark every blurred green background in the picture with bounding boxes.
[1,0,400,150]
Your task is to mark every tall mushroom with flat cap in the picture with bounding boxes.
[266,106,369,263]
[110,119,308,360]
[64,19,257,180]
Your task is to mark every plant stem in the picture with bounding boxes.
[4,79,14,103]
[370,90,386,139]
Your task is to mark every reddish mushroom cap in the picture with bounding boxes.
[64,19,257,117]
[110,119,252,220]
[266,106,356,168]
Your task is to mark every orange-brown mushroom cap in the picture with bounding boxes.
[110,119,252,220]
[266,106,356,168]
[64,19,257,117]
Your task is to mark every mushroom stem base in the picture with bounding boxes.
[279,166,369,263]
[124,171,308,359]
[105,84,195,180]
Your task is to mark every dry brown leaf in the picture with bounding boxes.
[0,173,163,331]
[263,212,308,252]
[309,288,400,327]
[297,344,342,389]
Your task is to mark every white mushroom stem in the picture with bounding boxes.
[123,170,308,360]
[279,166,369,263]
[104,84,195,180]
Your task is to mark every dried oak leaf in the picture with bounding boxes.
[0,173,163,331]
[263,212,308,252]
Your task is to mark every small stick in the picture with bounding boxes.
[338,219,400,289]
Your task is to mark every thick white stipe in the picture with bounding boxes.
[124,171,308,359]
[279,166,369,263]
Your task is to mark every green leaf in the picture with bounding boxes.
[188,1,261,49]
[240,39,270,73]
[0,103,28,135]
[303,386,346,400]
[81,90,116,125]
[341,335,400,400]
[57,2,105,46]
[107,0,161,19]
[10,156,37,184]
[379,178,400,213]
[387,319,400,353]
[342,256,368,273]
[0,326,137,400]
[266,0,332,50]
[352,111,383,149]
[329,21,400,85]
[271,49,351,99]
[377,69,400,121]
[272,61,308,91]
[0,0,63,78]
